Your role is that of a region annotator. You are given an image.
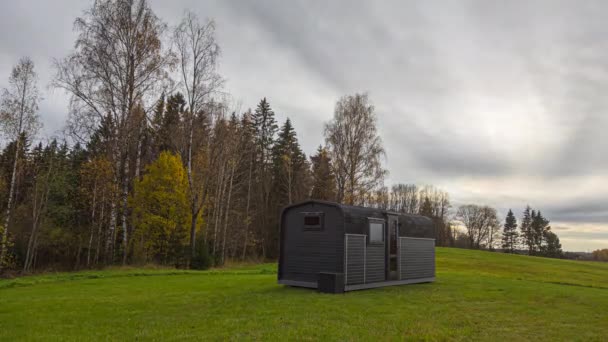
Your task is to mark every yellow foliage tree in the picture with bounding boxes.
[131,152,190,265]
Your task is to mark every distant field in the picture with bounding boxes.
[1,248,607,341]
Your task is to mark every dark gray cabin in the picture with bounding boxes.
[278,200,436,292]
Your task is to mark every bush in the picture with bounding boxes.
[190,236,212,270]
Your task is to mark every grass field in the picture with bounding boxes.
[1,248,607,341]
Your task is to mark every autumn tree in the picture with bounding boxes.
[53,0,173,264]
[0,57,41,269]
[130,152,190,265]
[501,209,518,253]
[79,157,116,266]
[324,93,386,205]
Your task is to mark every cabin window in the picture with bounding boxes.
[302,212,324,231]
[369,221,384,243]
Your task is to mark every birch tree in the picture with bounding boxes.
[53,0,173,264]
[174,11,222,263]
[324,93,386,205]
[0,57,41,269]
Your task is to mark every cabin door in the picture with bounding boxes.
[386,215,399,280]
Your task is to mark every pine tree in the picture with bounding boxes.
[520,206,533,255]
[532,210,550,254]
[501,209,518,253]
[251,98,278,258]
[272,118,308,206]
[419,197,434,218]
[310,146,336,201]
[158,93,186,154]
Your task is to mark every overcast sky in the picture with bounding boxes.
[1,0,608,251]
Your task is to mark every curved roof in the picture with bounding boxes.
[283,200,433,223]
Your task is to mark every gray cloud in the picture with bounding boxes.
[1,0,608,251]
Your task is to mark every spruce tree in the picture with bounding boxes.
[272,118,307,206]
[532,211,550,254]
[501,209,518,253]
[520,206,534,255]
[252,98,278,258]
[310,146,336,201]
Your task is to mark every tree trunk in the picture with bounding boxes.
[95,193,106,265]
[0,136,21,269]
[121,153,130,265]
[241,157,253,260]
[221,164,235,265]
[86,181,98,267]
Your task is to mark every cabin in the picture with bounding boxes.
[278,200,435,293]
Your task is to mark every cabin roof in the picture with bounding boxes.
[283,200,433,222]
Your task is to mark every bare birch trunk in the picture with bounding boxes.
[94,193,106,265]
[212,163,225,255]
[121,153,130,265]
[86,181,98,267]
[0,137,20,269]
[221,164,235,264]
[241,157,253,260]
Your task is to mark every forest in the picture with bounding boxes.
[0,0,567,273]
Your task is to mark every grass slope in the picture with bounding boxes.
[1,248,607,341]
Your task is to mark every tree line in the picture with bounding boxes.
[0,0,569,273]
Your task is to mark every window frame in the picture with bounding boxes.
[368,218,385,244]
[302,212,324,231]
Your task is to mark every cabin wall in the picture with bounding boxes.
[365,243,385,283]
[280,203,344,284]
[399,237,435,280]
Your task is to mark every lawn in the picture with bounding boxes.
[1,248,607,341]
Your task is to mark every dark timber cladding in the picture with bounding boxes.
[279,200,436,292]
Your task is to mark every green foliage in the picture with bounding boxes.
[190,234,212,270]
[131,152,190,265]
[1,248,607,340]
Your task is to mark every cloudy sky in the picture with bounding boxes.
[1,0,608,251]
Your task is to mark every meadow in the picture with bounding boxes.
[1,247,607,341]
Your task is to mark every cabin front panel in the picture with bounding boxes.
[345,234,365,285]
[399,237,435,280]
[281,203,344,284]
[365,243,385,283]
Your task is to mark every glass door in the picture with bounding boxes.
[387,215,399,280]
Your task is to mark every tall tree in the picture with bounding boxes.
[174,11,222,264]
[272,118,308,206]
[531,211,550,255]
[542,230,562,258]
[520,206,533,255]
[0,57,41,269]
[53,0,173,264]
[130,152,189,264]
[501,209,519,253]
[309,146,336,201]
[457,204,499,249]
[252,98,278,257]
[324,93,386,205]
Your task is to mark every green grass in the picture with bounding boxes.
[1,248,607,341]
